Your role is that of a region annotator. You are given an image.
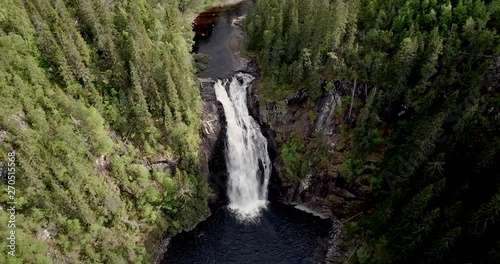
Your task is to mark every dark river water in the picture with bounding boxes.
[192,2,247,78]
[162,203,331,264]
[161,2,332,263]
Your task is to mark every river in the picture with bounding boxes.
[161,2,331,263]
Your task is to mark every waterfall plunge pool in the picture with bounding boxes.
[162,2,333,263]
[162,203,331,264]
[161,73,332,263]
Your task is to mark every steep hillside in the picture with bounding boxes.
[0,0,226,263]
[245,0,500,263]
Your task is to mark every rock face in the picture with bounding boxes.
[244,76,372,262]
[196,8,262,210]
[199,78,229,208]
[245,76,373,220]
[195,2,375,261]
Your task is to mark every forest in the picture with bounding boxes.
[1,0,499,263]
[245,0,499,263]
[0,0,226,263]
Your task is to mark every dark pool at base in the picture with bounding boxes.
[162,203,331,264]
[175,2,332,263]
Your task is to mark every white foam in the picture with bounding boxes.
[214,73,272,220]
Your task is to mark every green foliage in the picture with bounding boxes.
[193,53,212,72]
[247,0,500,262]
[0,0,213,262]
[280,131,308,181]
[340,158,364,181]
[353,88,383,157]
[245,0,359,97]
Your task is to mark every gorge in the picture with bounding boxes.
[167,0,500,263]
[0,0,498,263]
[163,2,335,262]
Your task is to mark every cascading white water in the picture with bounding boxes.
[214,73,271,219]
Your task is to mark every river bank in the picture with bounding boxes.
[161,0,369,262]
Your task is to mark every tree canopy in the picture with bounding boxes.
[0,0,221,262]
[246,0,500,262]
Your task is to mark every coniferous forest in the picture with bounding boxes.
[0,0,499,263]
[245,0,499,263]
[0,0,223,263]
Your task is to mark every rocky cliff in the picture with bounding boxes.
[199,78,230,209]
[246,76,373,219]
[196,11,375,262]
[244,73,376,262]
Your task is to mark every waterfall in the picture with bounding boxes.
[214,73,271,219]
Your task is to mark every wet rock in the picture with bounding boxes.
[153,237,171,264]
[315,90,342,134]
[286,90,308,106]
[295,204,330,219]
[231,15,246,27]
[198,78,228,206]
[325,225,349,263]
[330,187,356,199]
